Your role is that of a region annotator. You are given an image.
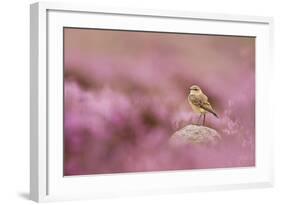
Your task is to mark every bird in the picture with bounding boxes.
[188,85,218,126]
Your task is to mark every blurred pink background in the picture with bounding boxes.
[63,28,255,176]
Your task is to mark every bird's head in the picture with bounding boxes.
[189,85,202,94]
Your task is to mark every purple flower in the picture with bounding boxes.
[64,29,255,175]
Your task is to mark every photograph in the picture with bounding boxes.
[63,27,255,176]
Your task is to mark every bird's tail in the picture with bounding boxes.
[212,111,219,118]
[203,107,219,118]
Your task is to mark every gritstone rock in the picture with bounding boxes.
[170,124,221,146]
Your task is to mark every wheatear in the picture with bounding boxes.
[188,85,218,125]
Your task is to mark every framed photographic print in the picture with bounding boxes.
[30,2,274,202]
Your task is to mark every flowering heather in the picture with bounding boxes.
[64,28,255,176]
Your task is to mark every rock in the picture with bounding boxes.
[170,124,221,146]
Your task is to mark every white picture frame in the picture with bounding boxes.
[30,2,274,202]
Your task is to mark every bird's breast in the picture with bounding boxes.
[188,96,206,114]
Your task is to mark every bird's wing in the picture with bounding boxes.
[203,93,208,100]
[189,94,218,117]
[188,94,208,108]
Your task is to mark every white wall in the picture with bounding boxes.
[0,0,280,204]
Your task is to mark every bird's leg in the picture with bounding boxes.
[197,114,202,125]
[203,114,206,126]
